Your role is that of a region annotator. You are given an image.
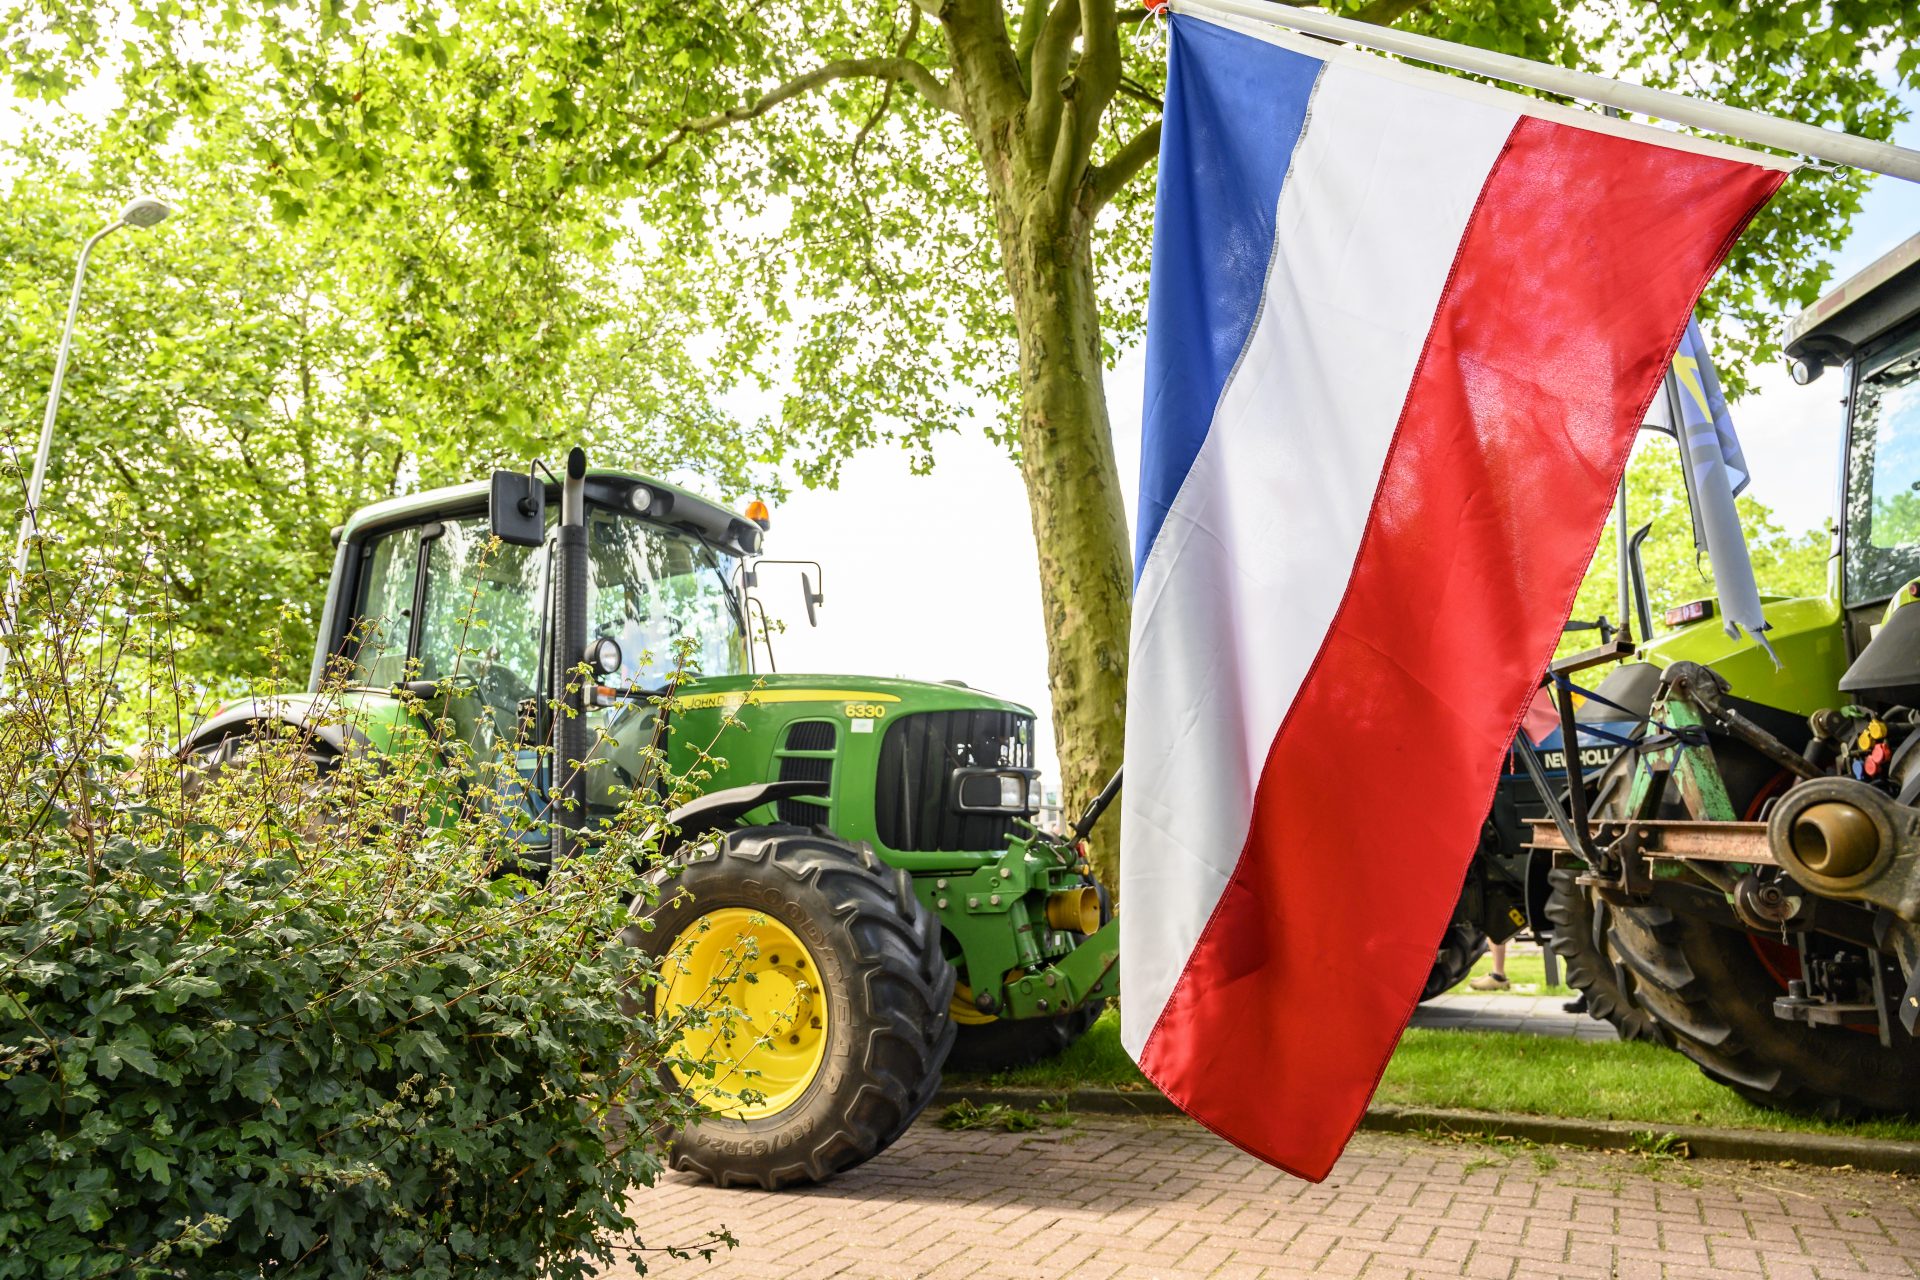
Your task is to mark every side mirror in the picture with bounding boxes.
[490,470,546,547]
[801,572,824,627]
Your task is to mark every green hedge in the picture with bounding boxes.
[0,560,717,1278]
[2,844,674,1278]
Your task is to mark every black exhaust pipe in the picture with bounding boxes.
[553,446,590,860]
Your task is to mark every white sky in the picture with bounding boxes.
[757,99,1920,788]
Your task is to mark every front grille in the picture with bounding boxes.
[785,720,837,752]
[874,709,1034,852]
[776,721,835,827]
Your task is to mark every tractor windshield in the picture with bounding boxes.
[587,505,747,686]
[1844,329,1920,605]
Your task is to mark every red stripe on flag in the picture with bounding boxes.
[1134,117,1785,1181]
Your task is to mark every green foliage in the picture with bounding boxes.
[5,0,1909,475]
[1564,440,1830,644]
[0,125,778,694]
[0,549,734,1277]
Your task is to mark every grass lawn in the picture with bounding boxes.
[964,1009,1920,1144]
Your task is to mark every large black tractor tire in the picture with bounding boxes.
[1542,868,1667,1045]
[944,1004,1101,1073]
[1605,900,1920,1116]
[1419,920,1489,1002]
[632,827,955,1189]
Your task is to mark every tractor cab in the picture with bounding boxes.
[313,466,762,825]
[1784,230,1920,688]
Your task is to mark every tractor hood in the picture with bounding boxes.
[1635,593,1847,718]
[665,673,1040,865]
[670,672,1033,720]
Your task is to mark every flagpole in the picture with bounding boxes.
[1169,0,1920,183]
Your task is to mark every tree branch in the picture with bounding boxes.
[1063,0,1121,178]
[1024,0,1081,161]
[1117,76,1162,110]
[1087,118,1160,209]
[1014,0,1053,79]
[1352,0,1438,26]
[938,0,1032,123]
[643,57,956,167]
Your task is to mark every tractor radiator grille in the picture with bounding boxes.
[874,709,1034,852]
[776,721,836,827]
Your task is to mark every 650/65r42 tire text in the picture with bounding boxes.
[625,826,955,1189]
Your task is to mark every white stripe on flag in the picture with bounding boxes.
[1120,51,1517,1056]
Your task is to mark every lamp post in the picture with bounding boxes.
[9,196,175,607]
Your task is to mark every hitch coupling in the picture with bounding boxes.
[1768,778,1919,918]
[1769,778,1920,1035]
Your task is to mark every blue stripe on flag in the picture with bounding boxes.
[1135,15,1323,579]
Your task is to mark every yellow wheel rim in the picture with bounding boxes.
[656,908,828,1120]
[950,982,998,1026]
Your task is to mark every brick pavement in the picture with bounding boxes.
[597,1115,1920,1279]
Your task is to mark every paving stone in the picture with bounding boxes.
[594,1115,1918,1279]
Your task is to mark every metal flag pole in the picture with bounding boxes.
[1169,0,1920,182]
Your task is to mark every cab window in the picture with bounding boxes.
[1845,335,1920,605]
[587,508,746,686]
[347,525,421,688]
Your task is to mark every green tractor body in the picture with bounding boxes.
[1635,592,1849,718]
[186,459,1116,1188]
[1529,231,1920,1115]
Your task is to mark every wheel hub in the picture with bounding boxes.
[657,908,828,1119]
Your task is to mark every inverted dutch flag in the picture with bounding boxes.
[1122,7,1790,1181]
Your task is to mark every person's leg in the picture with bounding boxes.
[1469,942,1510,991]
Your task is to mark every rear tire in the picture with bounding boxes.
[630,827,955,1189]
[1542,868,1667,1044]
[1606,899,1920,1116]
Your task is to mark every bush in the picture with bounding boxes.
[0,549,729,1277]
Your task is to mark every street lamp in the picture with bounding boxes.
[9,195,176,597]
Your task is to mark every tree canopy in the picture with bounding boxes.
[3,0,1913,863]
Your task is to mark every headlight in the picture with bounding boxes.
[952,768,1040,814]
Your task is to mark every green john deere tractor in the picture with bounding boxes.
[182,449,1119,1188]
[1527,231,1920,1114]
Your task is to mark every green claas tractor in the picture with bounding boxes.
[182,448,1119,1188]
[1528,231,1920,1114]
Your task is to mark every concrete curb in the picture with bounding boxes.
[932,1087,1920,1175]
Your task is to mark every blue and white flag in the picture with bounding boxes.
[1670,316,1775,654]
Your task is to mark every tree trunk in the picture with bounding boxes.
[1004,217,1132,890]
[938,4,1135,891]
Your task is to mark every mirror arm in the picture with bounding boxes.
[1627,521,1655,643]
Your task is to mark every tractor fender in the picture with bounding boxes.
[652,781,821,859]
[178,697,374,761]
